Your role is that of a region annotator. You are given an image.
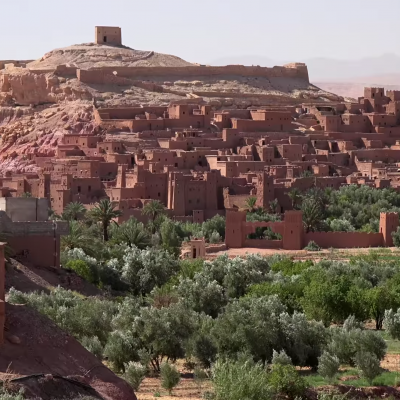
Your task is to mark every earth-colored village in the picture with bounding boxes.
[2,26,400,400]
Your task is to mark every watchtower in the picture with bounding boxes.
[95,26,122,45]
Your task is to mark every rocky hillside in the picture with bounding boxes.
[27,43,194,70]
[0,42,344,173]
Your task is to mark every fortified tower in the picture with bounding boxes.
[95,26,122,45]
[283,210,303,250]
[379,212,399,247]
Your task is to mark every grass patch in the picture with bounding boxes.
[379,331,400,354]
[305,369,399,387]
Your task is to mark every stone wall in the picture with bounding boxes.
[77,64,309,83]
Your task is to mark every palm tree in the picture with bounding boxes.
[269,199,279,214]
[61,220,99,256]
[288,188,301,209]
[301,197,324,233]
[112,218,150,249]
[245,196,258,212]
[89,199,122,241]
[62,202,87,221]
[142,200,165,233]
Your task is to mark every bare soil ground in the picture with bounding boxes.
[208,246,400,260]
[5,258,102,297]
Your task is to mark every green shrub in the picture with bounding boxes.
[271,349,292,366]
[304,241,321,252]
[268,364,308,399]
[81,336,103,359]
[317,351,340,383]
[160,362,181,395]
[209,231,221,244]
[354,351,381,384]
[66,259,98,284]
[212,359,272,400]
[124,361,147,390]
[0,388,25,400]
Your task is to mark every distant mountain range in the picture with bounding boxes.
[209,54,400,98]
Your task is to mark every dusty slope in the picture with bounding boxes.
[0,303,136,400]
[27,43,194,70]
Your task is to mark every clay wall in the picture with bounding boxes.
[78,64,309,81]
[243,239,283,248]
[9,236,61,268]
[276,144,302,161]
[304,232,382,248]
[232,118,293,132]
[368,114,397,127]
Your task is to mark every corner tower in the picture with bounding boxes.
[380,212,399,247]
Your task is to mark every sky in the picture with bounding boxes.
[2,0,400,64]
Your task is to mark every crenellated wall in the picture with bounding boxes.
[226,210,398,250]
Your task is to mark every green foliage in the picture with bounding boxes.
[123,361,147,390]
[160,363,181,395]
[329,218,355,232]
[211,359,272,400]
[245,196,257,212]
[304,240,321,251]
[81,336,104,359]
[246,211,281,223]
[160,219,183,256]
[301,195,325,233]
[325,185,400,231]
[62,202,87,221]
[354,351,382,384]
[61,221,101,257]
[392,227,400,247]
[131,302,197,371]
[317,352,340,383]
[327,318,386,367]
[121,246,179,295]
[209,230,221,244]
[89,199,122,241]
[384,308,400,339]
[271,349,292,366]
[288,188,302,209]
[8,287,117,344]
[212,296,326,368]
[66,260,98,284]
[268,363,308,399]
[202,215,226,240]
[0,389,25,400]
[142,200,166,233]
[110,218,150,249]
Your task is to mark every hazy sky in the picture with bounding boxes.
[2,0,400,64]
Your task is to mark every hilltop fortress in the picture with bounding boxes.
[2,27,400,254]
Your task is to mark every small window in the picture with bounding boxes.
[88,186,91,192]
[77,186,81,193]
